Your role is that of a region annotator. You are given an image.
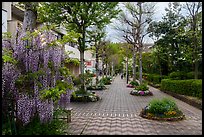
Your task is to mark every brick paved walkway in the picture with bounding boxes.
[68,75,202,135]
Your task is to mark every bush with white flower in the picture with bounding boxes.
[130,83,153,96]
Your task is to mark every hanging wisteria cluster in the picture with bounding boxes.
[2,26,74,126]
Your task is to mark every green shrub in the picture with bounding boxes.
[87,81,105,90]
[73,77,81,86]
[145,74,169,84]
[71,90,88,102]
[190,80,202,99]
[169,71,187,80]
[71,91,77,99]
[136,72,139,79]
[186,71,202,79]
[161,75,169,79]
[142,73,149,78]
[161,79,202,99]
[147,97,178,115]
[129,81,139,86]
[97,81,105,88]
[99,77,111,85]
[74,89,87,94]
[135,83,149,91]
[136,72,149,79]
[71,89,100,102]
[146,74,161,84]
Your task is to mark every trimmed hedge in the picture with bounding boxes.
[146,74,161,84]
[145,74,169,84]
[161,79,202,99]
[190,80,202,99]
[186,71,202,79]
[169,71,202,80]
[169,71,187,80]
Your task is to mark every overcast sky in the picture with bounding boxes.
[105,2,172,44]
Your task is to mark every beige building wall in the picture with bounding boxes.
[2,2,18,33]
[7,17,22,37]
[2,2,12,21]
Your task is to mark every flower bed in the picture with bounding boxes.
[70,90,100,102]
[139,97,185,121]
[130,83,153,96]
[130,90,153,96]
[87,85,106,90]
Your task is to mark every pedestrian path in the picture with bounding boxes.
[68,75,202,135]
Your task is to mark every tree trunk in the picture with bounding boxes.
[102,57,104,78]
[95,46,99,85]
[194,61,198,79]
[23,2,37,72]
[138,2,143,84]
[193,19,198,79]
[111,62,114,78]
[22,2,37,33]
[126,57,129,84]
[79,24,86,92]
[80,50,85,91]
[132,45,137,81]
[139,45,143,84]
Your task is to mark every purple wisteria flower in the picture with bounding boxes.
[2,27,74,126]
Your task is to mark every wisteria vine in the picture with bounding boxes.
[2,26,75,126]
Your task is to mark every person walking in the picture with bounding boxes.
[121,73,123,79]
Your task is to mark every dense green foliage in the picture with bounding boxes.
[70,90,100,102]
[148,2,202,77]
[129,81,139,87]
[140,52,160,74]
[168,71,202,80]
[87,81,106,90]
[99,77,112,85]
[186,71,202,79]
[135,83,149,91]
[169,71,187,80]
[161,79,202,98]
[146,74,162,84]
[64,58,80,66]
[38,2,121,91]
[147,98,178,115]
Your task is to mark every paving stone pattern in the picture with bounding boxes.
[68,76,202,135]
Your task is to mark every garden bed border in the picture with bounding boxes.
[161,90,202,110]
